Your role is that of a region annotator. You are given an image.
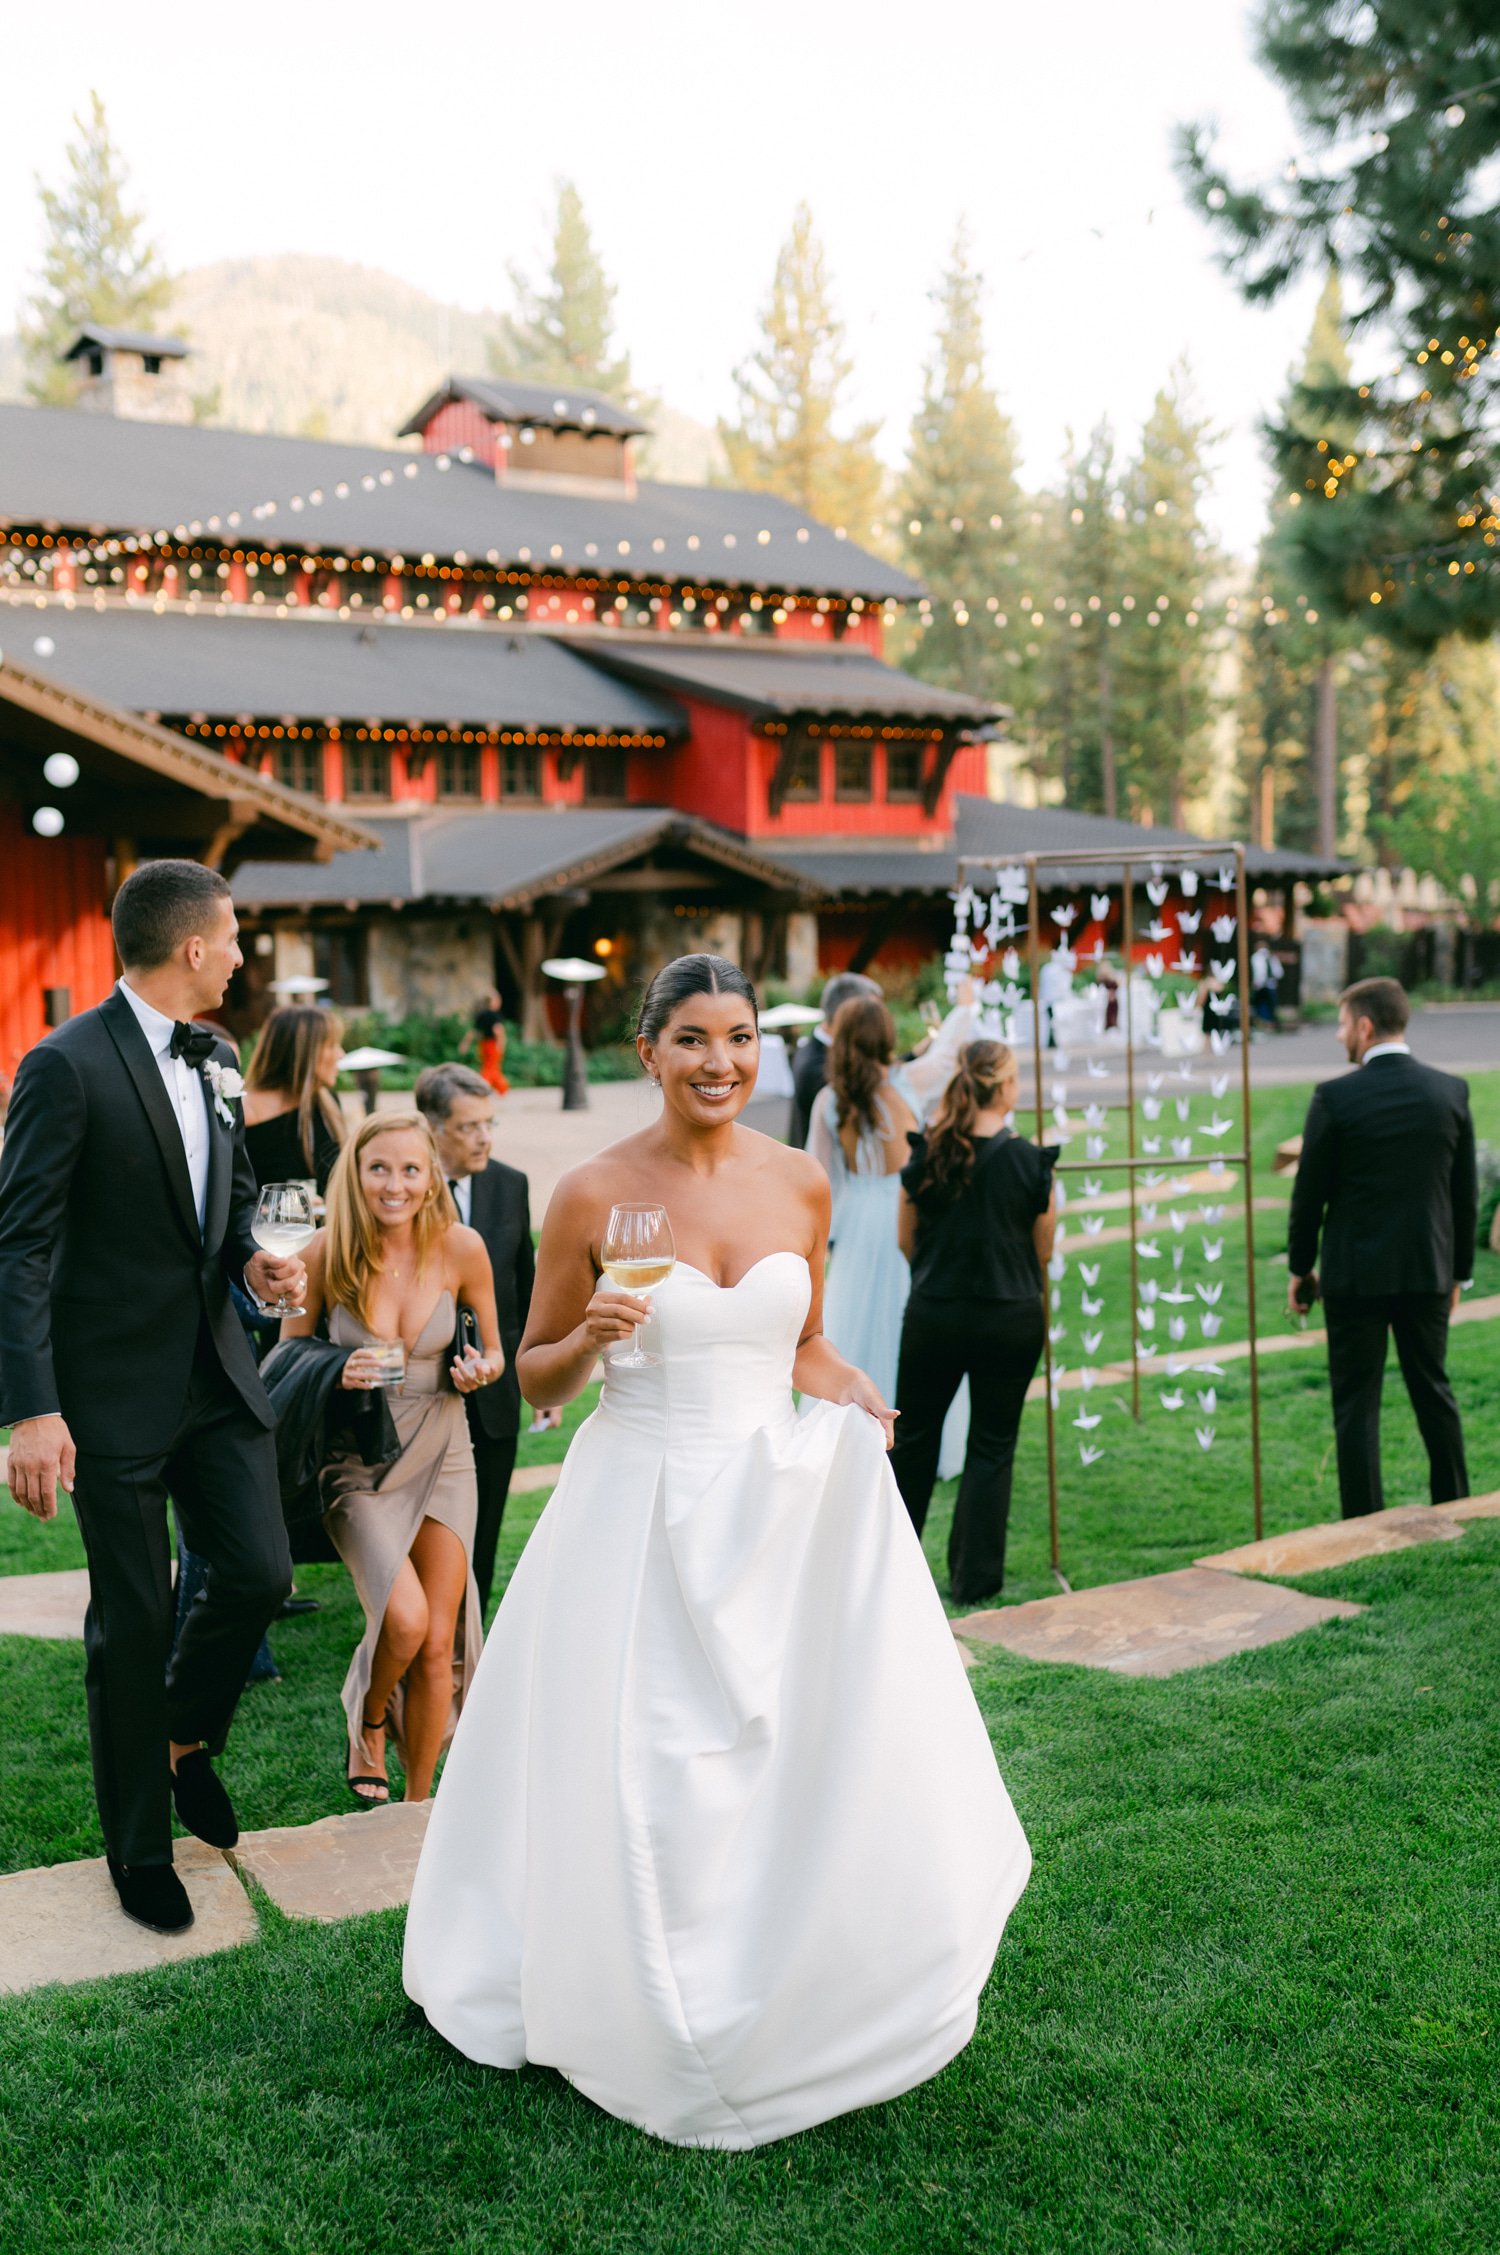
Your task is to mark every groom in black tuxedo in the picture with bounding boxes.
[1288,977,1477,1519]
[0,860,303,1934]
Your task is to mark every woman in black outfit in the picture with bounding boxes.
[243,1003,347,1193]
[892,1040,1057,1606]
[176,1003,348,1673]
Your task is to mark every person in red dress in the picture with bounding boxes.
[461,989,509,1098]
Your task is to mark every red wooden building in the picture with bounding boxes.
[0,650,372,1075]
[0,340,999,1032]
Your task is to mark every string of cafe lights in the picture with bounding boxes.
[4,320,1495,636]
[0,439,903,634]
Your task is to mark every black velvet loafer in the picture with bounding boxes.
[107,1855,194,1935]
[170,1748,240,1849]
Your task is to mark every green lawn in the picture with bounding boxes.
[2,1071,1497,2251]
[2,1522,1496,2253]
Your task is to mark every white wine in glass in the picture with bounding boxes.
[252,1182,316,1316]
[600,1204,675,1370]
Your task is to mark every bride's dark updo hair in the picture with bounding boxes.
[636,953,760,1047]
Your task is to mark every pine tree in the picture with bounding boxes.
[1369,635,1500,859]
[1115,368,1222,826]
[1242,276,1363,853]
[1232,585,1335,852]
[897,227,1027,704]
[719,205,882,540]
[492,181,634,401]
[1029,424,1123,813]
[1178,3,1500,647]
[19,93,172,405]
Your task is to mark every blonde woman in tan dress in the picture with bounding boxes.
[285,1111,504,1804]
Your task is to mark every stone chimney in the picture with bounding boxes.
[63,326,193,425]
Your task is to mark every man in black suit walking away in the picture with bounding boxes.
[1288,977,1477,1520]
[787,972,882,1150]
[0,862,303,1934]
[416,1063,539,1611]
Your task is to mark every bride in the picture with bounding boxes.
[403,954,1031,2149]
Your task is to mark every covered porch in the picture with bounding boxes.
[231,807,821,1041]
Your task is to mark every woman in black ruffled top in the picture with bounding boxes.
[243,1004,347,1193]
[892,1040,1057,1606]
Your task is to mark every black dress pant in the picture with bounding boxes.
[1324,1291,1469,1520]
[471,1429,519,1613]
[70,1341,290,1866]
[892,1292,1045,1605]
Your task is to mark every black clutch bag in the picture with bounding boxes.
[451,1301,481,1379]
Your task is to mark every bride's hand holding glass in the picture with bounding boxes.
[598,1205,675,1370]
[580,1286,652,1356]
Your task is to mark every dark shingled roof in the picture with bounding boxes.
[759,841,964,897]
[398,376,649,442]
[563,635,998,724]
[952,797,1355,883]
[0,403,921,601]
[63,326,189,361]
[12,602,685,737]
[1,653,376,863]
[232,808,817,911]
[766,797,1357,894]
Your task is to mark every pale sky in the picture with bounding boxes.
[4,0,1320,558]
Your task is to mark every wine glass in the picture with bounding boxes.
[599,1204,676,1370]
[251,1182,316,1317]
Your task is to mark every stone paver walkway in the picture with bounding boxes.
[1028,1292,1500,1399]
[952,1566,1362,1677]
[231,1802,431,1922]
[509,1463,562,1495]
[0,1838,256,1996]
[1200,1490,1500,1578]
[0,1566,90,1640]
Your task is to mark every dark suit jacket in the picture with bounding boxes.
[0,989,274,1455]
[460,1159,534,1441]
[788,1035,830,1151]
[1287,1052,1477,1297]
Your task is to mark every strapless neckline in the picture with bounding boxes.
[671,1251,805,1293]
[338,1289,454,1356]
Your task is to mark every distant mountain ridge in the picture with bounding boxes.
[0,252,725,485]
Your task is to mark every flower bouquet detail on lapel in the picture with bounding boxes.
[203,1059,245,1125]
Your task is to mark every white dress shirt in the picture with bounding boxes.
[447,1172,473,1225]
[1362,1041,1412,1065]
[118,978,210,1231]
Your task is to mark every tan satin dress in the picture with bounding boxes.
[324,1292,483,1762]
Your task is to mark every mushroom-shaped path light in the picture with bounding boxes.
[541,956,607,1113]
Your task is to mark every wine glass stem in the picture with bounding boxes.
[614,1292,654,1364]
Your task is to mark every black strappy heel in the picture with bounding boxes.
[346,1702,391,1806]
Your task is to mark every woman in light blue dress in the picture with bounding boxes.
[809,995,976,1475]
[806,998,918,1407]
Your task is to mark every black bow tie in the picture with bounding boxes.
[169,1022,217,1068]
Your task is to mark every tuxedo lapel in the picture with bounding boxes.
[468,1163,497,1238]
[100,989,201,1245]
[203,1080,233,1252]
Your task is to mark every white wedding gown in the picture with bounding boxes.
[402,1251,1031,2149]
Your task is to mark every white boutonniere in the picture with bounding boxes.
[203,1059,245,1125]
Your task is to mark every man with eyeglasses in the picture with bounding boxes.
[415,1063,547,1609]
